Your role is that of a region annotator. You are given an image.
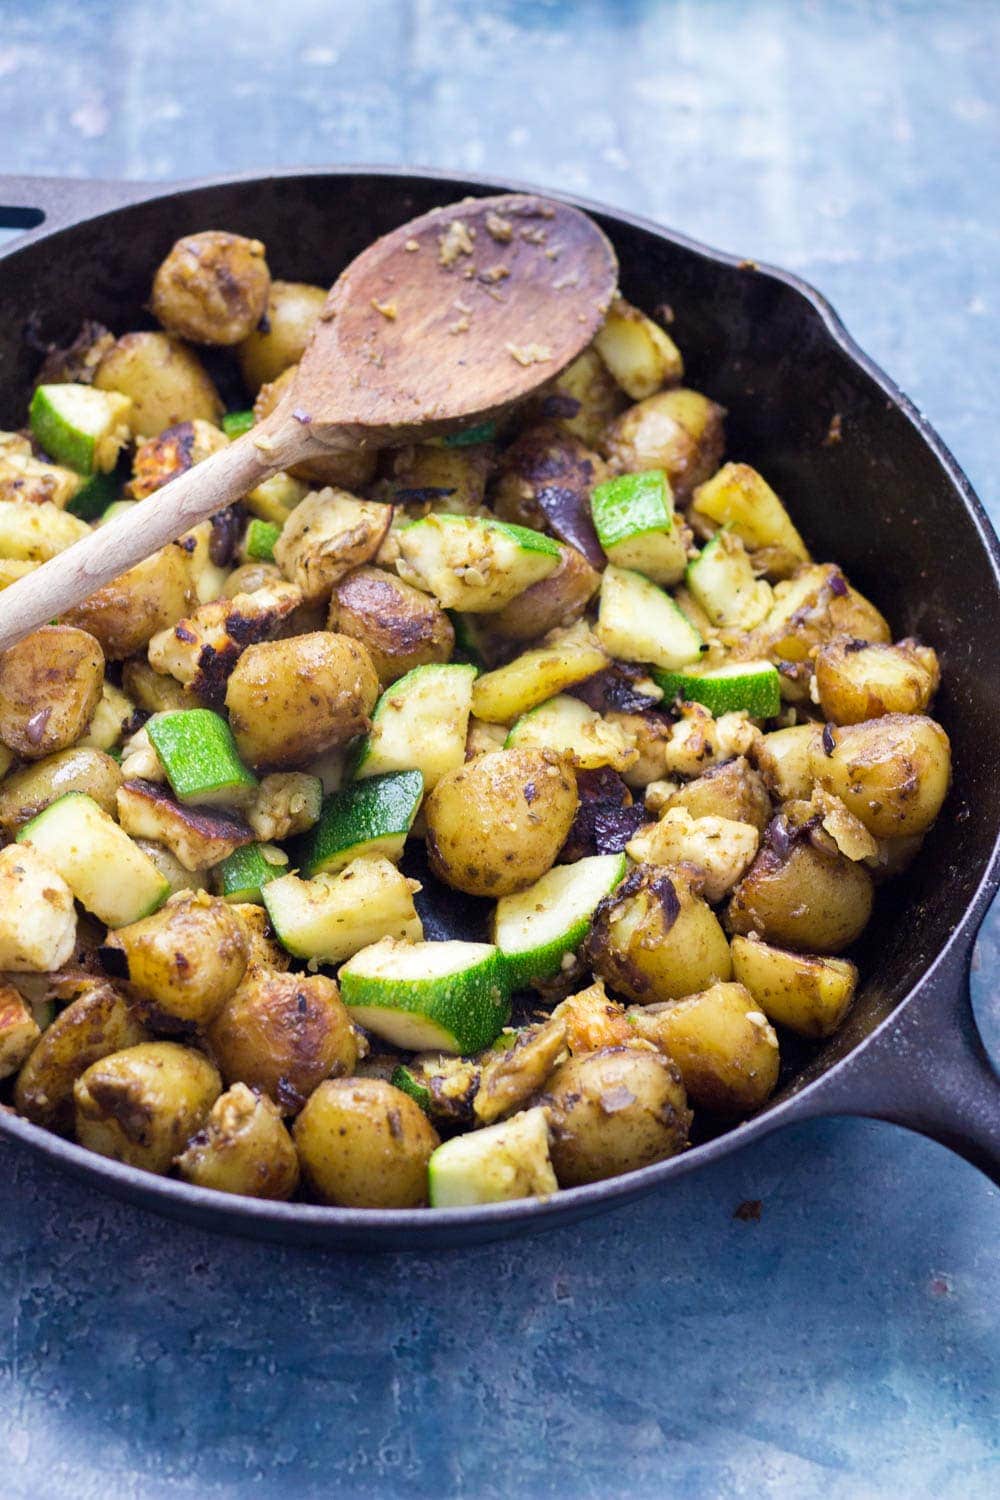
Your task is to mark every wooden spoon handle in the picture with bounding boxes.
[0,429,291,652]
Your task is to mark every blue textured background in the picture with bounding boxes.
[1,2,998,1495]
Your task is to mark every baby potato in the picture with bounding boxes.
[206,967,358,1112]
[0,746,122,836]
[101,891,248,1031]
[225,632,379,769]
[808,713,951,838]
[176,1082,300,1199]
[730,934,858,1038]
[586,863,732,1004]
[491,422,607,541]
[601,389,725,500]
[540,1045,691,1187]
[0,984,41,1081]
[534,345,627,448]
[14,982,150,1132]
[328,566,455,686]
[61,543,194,659]
[628,982,780,1114]
[74,1041,221,1173]
[727,833,874,954]
[237,279,327,392]
[0,626,103,758]
[757,565,891,664]
[424,748,578,897]
[94,331,223,438]
[294,1077,440,1208]
[383,441,494,516]
[753,724,820,801]
[228,903,290,970]
[815,639,941,726]
[0,843,77,972]
[664,755,773,834]
[488,542,600,643]
[151,230,271,345]
[274,488,393,604]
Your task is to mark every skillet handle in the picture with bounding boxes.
[803,925,1000,1185]
[0,174,155,241]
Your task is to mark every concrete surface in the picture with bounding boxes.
[0,2,997,1496]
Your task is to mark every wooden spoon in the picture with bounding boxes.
[0,193,617,650]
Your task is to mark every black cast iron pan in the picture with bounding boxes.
[0,167,997,1251]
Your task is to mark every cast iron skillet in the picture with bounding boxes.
[0,167,998,1252]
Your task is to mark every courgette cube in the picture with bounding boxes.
[505,694,637,772]
[67,468,122,521]
[652,659,781,718]
[222,409,255,438]
[215,842,287,904]
[390,1064,433,1112]
[243,518,282,562]
[685,528,773,629]
[297,770,424,877]
[17,792,170,926]
[147,710,258,807]
[470,627,607,723]
[340,937,511,1054]
[395,514,560,611]
[30,384,132,475]
[595,564,704,670]
[428,1107,558,1206]
[262,857,423,964]
[591,469,687,585]
[245,471,309,524]
[352,663,476,790]
[493,852,627,989]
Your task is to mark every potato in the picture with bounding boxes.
[252,364,378,490]
[121,656,192,714]
[601,389,725,500]
[539,1046,690,1187]
[815,638,940,725]
[294,1077,440,1208]
[488,542,600,643]
[0,844,77,971]
[74,1041,221,1173]
[808,713,951,838]
[664,755,773,833]
[727,833,874,953]
[101,891,248,1031]
[0,984,41,1080]
[328,566,455,686]
[424,748,578,897]
[551,978,634,1054]
[61,543,194,659]
[691,462,809,561]
[225,632,379,769]
[274,488,393,604]
[382,441,493,515]
[0,746,122,836]
[753,724,820,801]
[0,499,89,561]
[473,1017,568,1125]
[223,562,285,599]
[14,982,150,1131]
[151,230,270,346]
[94,331,223,438]
[237,279,327,392]
[491,422,607,539]
[205,966,358,1112]
[532,345,627,447]
[0,626,103,758]
[586,862,732,1004]
[228,903,290,970]
[626,807,759,902]
[755,564,891,664]
[594,296,683,399]
[731,934,857,1038]
[176,1082,300,1199]
[628,981,780,1114]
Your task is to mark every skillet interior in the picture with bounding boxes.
[0,169,997,1244]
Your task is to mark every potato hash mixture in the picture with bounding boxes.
[0,227,950,1209]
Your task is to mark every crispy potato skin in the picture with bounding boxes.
[601,389,724,499]
[0,626,103,758]
[727,834,874,954]
[488,542,600,643]
[730,934,858,1038]
[151,231,271,346]
[176,1082,300,1199]
[228,903,291,971]
[61,544,194,659]
[14,983,150,1132]
[664,756,773,833]
[491,422,607,536]
[238,280,327,392]
[293,1077,440,1208]
[206,967,358,1113]
[102,892,249,1031]
[808,713,951,838]
[629,983,780,1114]
[539,1045,691,1187]
[225,632,379,769]
[0,984,42,1080]
[0,746,122,836]
[274,489,393,605]
[95,332,223,438]
[328,566,455,686]
[425,748,578,897]
[815,638,940,725]
[74,1041,221,1173]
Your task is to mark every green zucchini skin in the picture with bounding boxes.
[296,770,424,877]
[147,709,258,806]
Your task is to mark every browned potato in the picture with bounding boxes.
[628,982,780,1113]
[101,891,248,1031]
[94,331,223,437]
[488,542,600,643]
[586,862,732,1004]
[539,1045,691,1186]
[424,749,578,897]
[293,1077,440,1207]
[206,967,358,1112]
[381,442,494,515]
[74,1041,221,1172]
[731,934,858,1038]
[727,832,874,953]
[551,979,635,1054]
[0,626,103,758]
[328,566,455,686]
[225,632,379,769]
[61,543,194,659]
[228,903,290,970]
[126,419,229,500]
[601,389,725,500]
[237,279,327,392]
[753,724,820,801]
[815,638,941,725]
[0,983,41,1080]
[14,982,150,1131]
[252,364,378,490]
[33,319,115,387]
[274,489,393,604]
[151,231,270,345]
[664,756,773,834]
[755,564,891,664]
[176,1082,300,1199]
[531,345,627,448]
[808,714,951,838]
[0,746,122,836]
[491,422,607,540]
[121,656,193,714]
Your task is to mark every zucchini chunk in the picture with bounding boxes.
[215,842,288,904]
[470,625,608,723]
[653,660,781,719]
[395,514,560,611]
[30,383,132,474]
[591,469,687,584]
[245,471,309,523]
[505,694,638,773]
[340,937,511,1054]
[691,462,810,561]
[492,852,627,989]
[18,792,170,926]
[222,409,255,438]
[242,518,281,562]
[428,1107,559,1207]
[147,709,258,808]
[595,564,704,670]
[353,663,476,790]
[685,529,773,628]
[263,858,423,964]
[297,770,424,877]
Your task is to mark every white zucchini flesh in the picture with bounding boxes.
[685,529,773,629]
[17,792,170,927]
[505,694,637,772]
[596,564,704,671]
[354,663,475,790]
[492,853,627,988]
[428,1107,559,1206]
[395,514,560,612]
[262,857,422,964]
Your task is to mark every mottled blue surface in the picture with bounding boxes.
[0,2,998,1496]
